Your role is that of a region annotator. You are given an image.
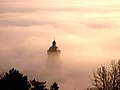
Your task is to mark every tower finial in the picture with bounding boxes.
[52,38,56,46]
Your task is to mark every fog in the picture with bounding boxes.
[1,0,120,90]
[0,29,119,90]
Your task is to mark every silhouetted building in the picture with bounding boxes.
[45,40,63,85]
[46,40,61,68]
[47,40,61,59]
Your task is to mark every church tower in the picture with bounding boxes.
[47,40,61,59]
[45,40,63,84]
[46,40,61,68]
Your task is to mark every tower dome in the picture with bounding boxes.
[47,40,61,54]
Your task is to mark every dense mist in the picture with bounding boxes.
[0,31,116,90]
[1,0,120,90]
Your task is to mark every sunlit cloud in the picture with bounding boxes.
[0,0,120,90]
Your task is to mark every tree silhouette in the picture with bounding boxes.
[0,68,30,90]
[31,79,48,90]
[89,60,120,90]
[50,82,59,90]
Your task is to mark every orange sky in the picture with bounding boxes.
[0,0,120,90]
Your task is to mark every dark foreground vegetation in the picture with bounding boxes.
[0,68,59,90]
[0,60,119,90]
[85,60,120,90]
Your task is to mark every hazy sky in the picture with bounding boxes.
[0,0,120,90]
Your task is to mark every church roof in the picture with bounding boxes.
[47,40,61,53]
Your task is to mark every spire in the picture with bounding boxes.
[52,39,56,46]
